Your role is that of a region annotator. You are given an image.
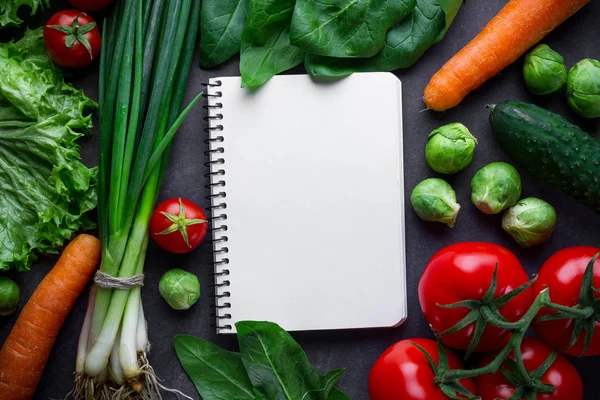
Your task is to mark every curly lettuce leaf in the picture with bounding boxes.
[0,0,49,28]
[0,28,98,272]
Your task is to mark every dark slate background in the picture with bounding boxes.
[1,1,600,399]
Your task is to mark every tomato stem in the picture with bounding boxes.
[48,13,97,59]
[534,253,600,355]
[438,265,537,358]
[439,289,550,382]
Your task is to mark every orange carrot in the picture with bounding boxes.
[0,234,101,400]
[424,0,590,111]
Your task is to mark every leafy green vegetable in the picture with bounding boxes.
[237,321,345,400]
[240,0,305,87]
[305,0,462,77]
[174,321,349,400]
[0,28,97,272]
[0,0,49,28]
[200,0,250,69]
[174,335,256,400]
[290,0,414,58]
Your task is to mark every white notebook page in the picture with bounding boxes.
[207,73,406,333]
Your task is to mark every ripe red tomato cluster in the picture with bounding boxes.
[368,243,599,400]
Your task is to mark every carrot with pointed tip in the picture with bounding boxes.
[0,234,101,400]
[424,0,590,112]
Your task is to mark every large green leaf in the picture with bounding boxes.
[200,0,250,69]
[239,0,305,88]
[0,0,49,28]
[236,321,346,400]
[327,388,351,400]
[290,0,415,58]
[305,0,462,77]
[0,29,97,271]
[173,335,256,400]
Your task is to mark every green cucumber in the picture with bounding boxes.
[490,101,600,214]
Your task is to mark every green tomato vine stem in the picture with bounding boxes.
[438,288,550,383]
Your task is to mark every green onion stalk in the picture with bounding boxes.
[73,0,201,398]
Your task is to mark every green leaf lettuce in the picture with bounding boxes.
[0,28,98,271]
[0,0,50,28]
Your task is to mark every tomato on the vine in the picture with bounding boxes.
[67,0,116,12]
[368,338,477,400]
[533,246,600,356]
[419,242,534,354]
[476,337,583,400]
[44,10,101,68]
[150,198,208,254]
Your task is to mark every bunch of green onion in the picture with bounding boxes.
[74,0,201,397]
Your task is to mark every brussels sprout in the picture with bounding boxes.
[502,197,556,248]
[471,162,522,215]
[411,178,461,228]
[523,44,567,95]
[159,269,200,310]
[0,277,20,317]
[425,123,478,174]
[567,58,600,118]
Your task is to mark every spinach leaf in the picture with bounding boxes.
[290,0,415,58]
[327,388,351,400]
[236,321,344,400]
[200,0,250,69]
[240,0,305,88]
[174,334,255,400]
[304,0,462,77]
[304,370,347,400]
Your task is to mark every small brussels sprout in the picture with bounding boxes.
[425,123,478,174]
[411,178,461,228]
[471,162,522,215]
[0,277,20,317]
[159,269,200,310]
[502,197,556,248]
[523,44,567,95]
[567,58,600,118]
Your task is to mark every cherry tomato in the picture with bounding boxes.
[67,0,116,11]
[476,338,583,400]
[419,242,533,353]
[369,338,476,400]
[44,10,101,68]
[150,198,208,254]
[533,246,600,356]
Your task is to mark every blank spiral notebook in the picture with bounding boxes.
[205,72,406,334]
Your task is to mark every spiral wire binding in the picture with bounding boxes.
[202,80,232,332]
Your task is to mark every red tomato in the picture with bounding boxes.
[150,198,208,254]
[476,338,583,400]
[369,338,476,400]
[419,243,533,353]
[533,246,600,356]
[44,10,101,68]
[67,0,116,11]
